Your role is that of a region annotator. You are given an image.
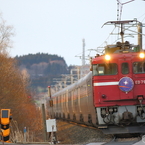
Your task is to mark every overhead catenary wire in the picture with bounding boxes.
[117,0,135,21]
[138,12,145,22]
[76,1,145,61]
[97,27,117,50]
[97,0,145,52]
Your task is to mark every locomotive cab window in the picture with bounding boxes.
[133,62,145,74]
[122,63,129,74]
[92,63,117,76]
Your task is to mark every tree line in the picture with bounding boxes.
[15,53,69,93]
[15,53,67,67]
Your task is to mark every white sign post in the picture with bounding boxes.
[46,119,57,132]
[46,119,57,144]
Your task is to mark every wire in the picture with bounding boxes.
[116,0,135,21]
[137,12,145,21]
[98,26,116,49]
[98,1,145,54]
[125,106,128,112]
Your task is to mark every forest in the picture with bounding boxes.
[15,53,69,93]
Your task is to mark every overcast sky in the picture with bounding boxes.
[0,0,145,66]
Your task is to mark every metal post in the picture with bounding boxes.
[50,125,54,144]
[24,132,26,143]
[138,22,142,50]
[2,135,4,145]
[82,39,85,66]
[1,129,4,145]
[70,70,73,84]
[48,86,54,118]
[41,104,47,142]
[23,127,27,143]
[50,125,57,144]
[1,131,4,145]
[48,86,52,99]
[77,67,80,80]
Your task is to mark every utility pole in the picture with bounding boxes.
[42,104,47,142]
[82,39,85,66]
[138,22,142,50]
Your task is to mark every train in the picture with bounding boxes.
[47,20,145,134]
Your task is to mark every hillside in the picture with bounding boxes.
[15,53,69,93]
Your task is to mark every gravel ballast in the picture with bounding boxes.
[55,120,113,144]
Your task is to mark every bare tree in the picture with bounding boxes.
[0,13,14,54]
[0,14,43,142]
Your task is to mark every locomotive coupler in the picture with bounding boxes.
[122,111,133,120]
[120,111,134,126]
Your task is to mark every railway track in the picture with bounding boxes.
[57,119,143,145]
[67,120,99,130]
[102,134,141,145]
[86,135,142,145]
[56,119,112,144]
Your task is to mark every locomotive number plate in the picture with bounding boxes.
[135,80,145,85]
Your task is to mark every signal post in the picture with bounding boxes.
[0,109,12,142]
[47,86,58,144]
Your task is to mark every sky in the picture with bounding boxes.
[0,0,145,66]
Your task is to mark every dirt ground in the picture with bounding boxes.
[55,120,112,144]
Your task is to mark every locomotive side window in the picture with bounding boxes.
[122,63,129,74]
[133,62,145,73]
[92,63,117,76]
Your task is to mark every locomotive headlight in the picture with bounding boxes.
[139,52,145,58]
[105,54,111,60]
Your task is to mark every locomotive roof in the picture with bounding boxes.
[92,51,139,64]
[98,19,143,57]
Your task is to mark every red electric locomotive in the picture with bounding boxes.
[48,20,145,134]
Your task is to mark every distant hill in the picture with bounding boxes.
[15,53,69,93]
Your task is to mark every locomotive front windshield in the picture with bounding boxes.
[92,63,117,76]
[133,62,145,74]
